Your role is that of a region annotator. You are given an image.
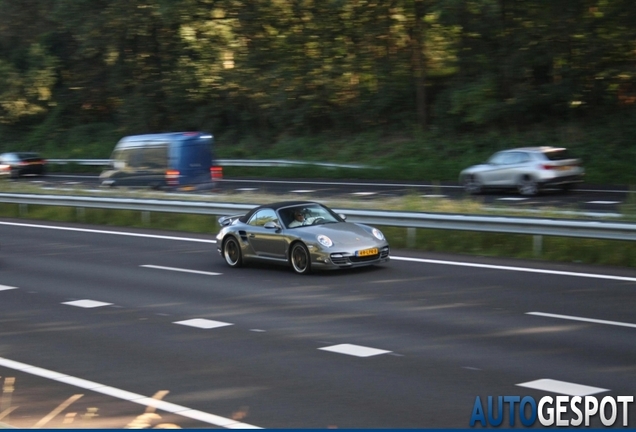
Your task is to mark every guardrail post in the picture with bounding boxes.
[18,204,27,216]
[142,211,150,225]
[76,207,85,221]
[407,227,416,248]
[533,235,543,257]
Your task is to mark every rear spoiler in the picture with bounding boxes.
[218,214,244,227]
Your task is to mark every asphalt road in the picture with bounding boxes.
[0,219,635,428]
[24,173,632,215]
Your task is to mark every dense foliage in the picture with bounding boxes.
[1,0,635,181]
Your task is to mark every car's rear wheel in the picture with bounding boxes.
[462,174,482,195]
[223,236,243,268]
[290,242,311,275]
[517,176,538,196]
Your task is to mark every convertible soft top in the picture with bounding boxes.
[239,201,319,223]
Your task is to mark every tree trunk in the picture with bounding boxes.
[411,0,427,129]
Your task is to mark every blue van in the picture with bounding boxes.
[100,132,220,189]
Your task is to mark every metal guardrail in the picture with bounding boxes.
[47,159,371,169]
[0,193,634,242]
[217,159,373,169]
[48,159,111,166]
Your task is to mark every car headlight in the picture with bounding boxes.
[317,234,333,247]
[372,228,384,240]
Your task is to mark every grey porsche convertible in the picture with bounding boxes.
[216,201,390,274]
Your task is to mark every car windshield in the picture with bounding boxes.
[283,204,341,228]
[487,152,508,164]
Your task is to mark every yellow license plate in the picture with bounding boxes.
[557,166,571,171]
[357,248,378,257]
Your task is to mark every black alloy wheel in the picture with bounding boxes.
[223,237,243,268]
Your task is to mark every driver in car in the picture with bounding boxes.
[288,209,307,227]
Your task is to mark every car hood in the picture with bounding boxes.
[461,164,492,174]
[295,222,381,246]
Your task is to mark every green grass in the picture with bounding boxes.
[384,226,636,267]
[0,204,217,233]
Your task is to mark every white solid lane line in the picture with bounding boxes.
[0,221,217,243]
[141,265,222,276]
[391,256,636,282]
[517,378,608,396]
[527,312,636,329]
[0,356,261,429]
[0,285,18,291]
[3,220,636,282]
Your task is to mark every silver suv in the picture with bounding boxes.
[459,147,584,196]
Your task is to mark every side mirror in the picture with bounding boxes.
[339,213,347,221]
[264,221,280,230]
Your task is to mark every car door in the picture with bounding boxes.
[504,151,531,186]
[245,209,287,259]
[497,152,527,186]
[481,152,511,186]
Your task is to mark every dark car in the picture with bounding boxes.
[216,201,390,274]
[0,152,47,179]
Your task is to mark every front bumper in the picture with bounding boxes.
[311,245,391,269]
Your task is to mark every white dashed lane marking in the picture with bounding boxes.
[173,319,233,329]
[319,344,392,357]
[586,201,620,205]
[141,265,222,276]
[517,379,608,396]
[0,285,18,291]
[527,312,636,329]
[62,299,113,308]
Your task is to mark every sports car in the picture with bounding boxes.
[216,201,390,274]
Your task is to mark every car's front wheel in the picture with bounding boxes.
[223,236,243,268]
[517,175,538,196]
[290,242,311,275]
